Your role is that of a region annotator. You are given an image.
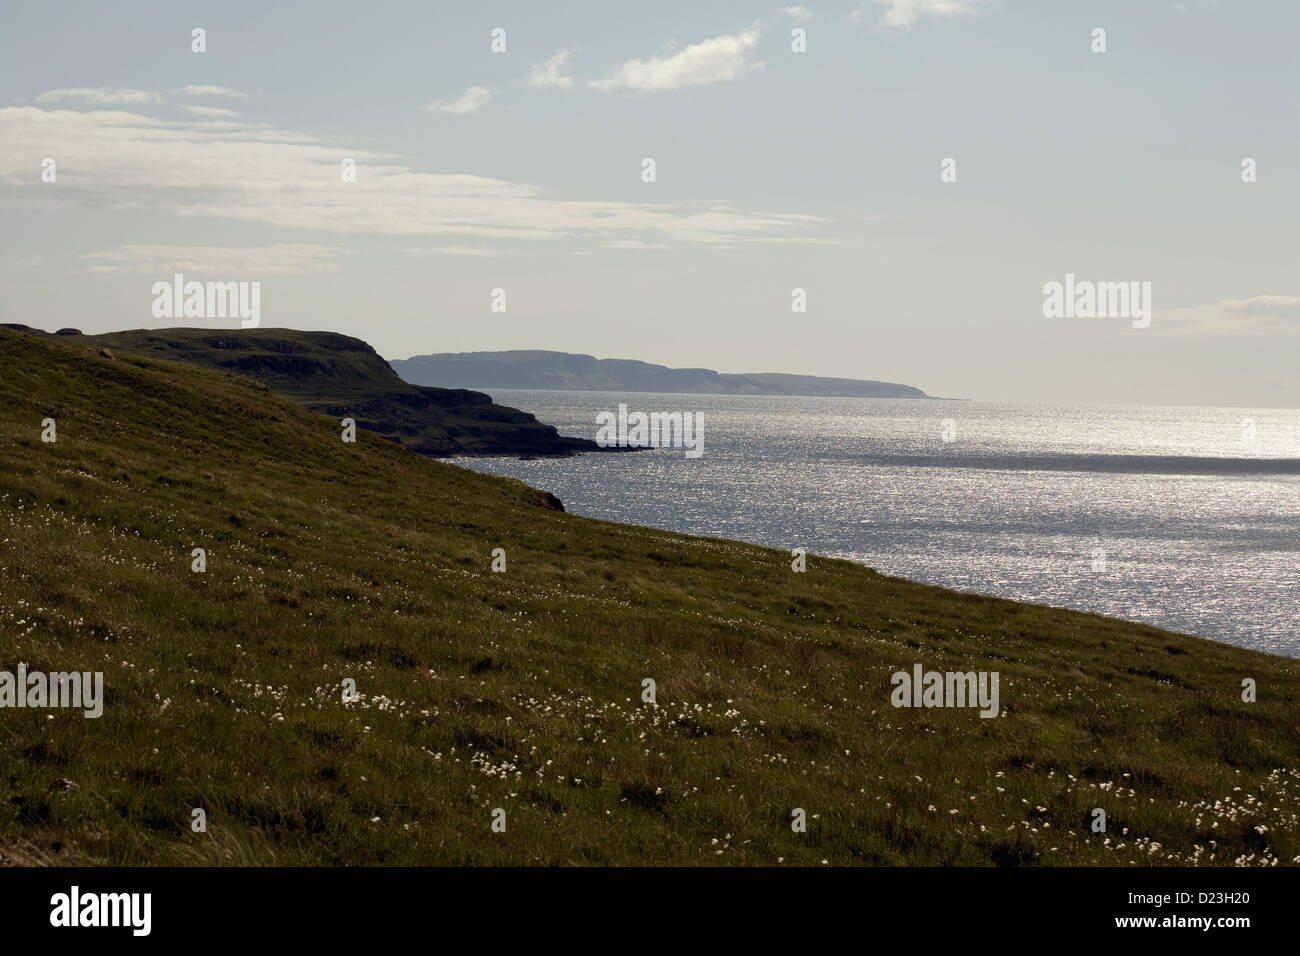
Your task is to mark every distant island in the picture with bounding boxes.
[390,350,931,399]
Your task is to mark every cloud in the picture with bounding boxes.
[590,29,763,92]
[401,246,593,258]
[0,106,828,248]
[426,86,492,115]
[856,0,990,29]
[36,87,160,105]
[600,239,673,250]
[401,246,501,257]
[180,85,247,98]
[527,50,575,89]
[1218,295,1300,320]
[1148,296,1300,336]
[180,105,240,118]
[782,6,815,21]
[80,243,349,277]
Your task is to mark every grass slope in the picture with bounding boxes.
[2,326,596,458]
[1,328,1298,866]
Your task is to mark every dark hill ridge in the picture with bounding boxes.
[390,349,931,398]
[0,326,598,458]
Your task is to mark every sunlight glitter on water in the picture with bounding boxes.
[454,392,1300,657]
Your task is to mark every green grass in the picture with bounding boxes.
[2,325,594,457]
[1,327,1298,866]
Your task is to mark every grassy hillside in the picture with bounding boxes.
[1,327,1298,866]
[1,326,598,458]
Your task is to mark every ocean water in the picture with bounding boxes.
[452,391,1300,657]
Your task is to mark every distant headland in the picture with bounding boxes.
[390,350,931,399]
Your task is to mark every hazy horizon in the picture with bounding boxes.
[15,322,1300,411]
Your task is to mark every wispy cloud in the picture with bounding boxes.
[782,6,815,21]
[0,106,828,248]
[401,246,502,257]
[180,105,240,118]
[36,87,160,105]
[852,0,990,29]
[600,239,673,250]
[1219,295,1300,320]
[426,86,492,115]
[526,50,575,89]
[1152,296,1300,336]
[180,85,247,98]
[80,243,349,276]
[401,246,594,258]
[590,28,763,92]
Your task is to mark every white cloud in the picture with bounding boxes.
[1218,295,1300,320]
[402,246,594,258]
[590,29,763,92]
[80,243,349,277]
[527,50,575,89]
[180,105,240,118]
[426,86,492,115]
[1148,296,1300,336]
[36,87,160,105]
[180,85,247,98]
[0,106,828,248]
[859,0,990,29]
[600,239,673,250]
[782,6,815,21]
[401,246,501,257]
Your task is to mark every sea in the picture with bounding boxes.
[451,391,1300,658]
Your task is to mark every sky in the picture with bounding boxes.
[1,0,1297,408]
